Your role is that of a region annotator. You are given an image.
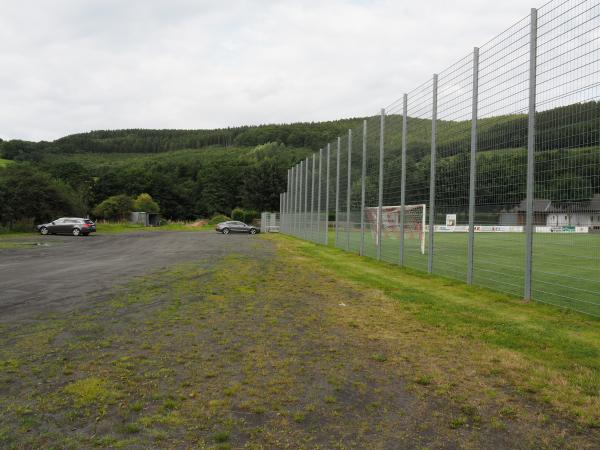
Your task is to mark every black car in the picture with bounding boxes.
[37,218,96,236]
[215,221,259,235]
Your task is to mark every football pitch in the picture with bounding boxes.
[302,228,600,316]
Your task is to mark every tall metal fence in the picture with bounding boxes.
[281,0,600,317]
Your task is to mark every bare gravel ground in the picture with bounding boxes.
[0,232,252,321]
[0,233,597,448]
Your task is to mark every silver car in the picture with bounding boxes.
[215,221,259,235]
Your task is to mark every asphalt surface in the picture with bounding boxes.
[0,231,261,321]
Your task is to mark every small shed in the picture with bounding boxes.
[130,211,161,227]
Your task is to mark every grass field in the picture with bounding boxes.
[299,226,600,316]
[0,233,598,448]
[0,158,13,168]
[96,222,213,233]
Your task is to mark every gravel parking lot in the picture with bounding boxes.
[0,232,259,321]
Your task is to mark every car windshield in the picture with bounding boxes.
[84,219,94,224]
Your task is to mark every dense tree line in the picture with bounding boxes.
[0,102,597,229]
[0,143,312,227]
[1,144,597,229]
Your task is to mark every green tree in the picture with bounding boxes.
[0,163,83,226]
[93,195,134,221]
[133,193,160,213]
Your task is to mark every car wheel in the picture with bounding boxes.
[249,228,257,235]
[72,228,81,236]
[222,228,230,235]
[40,227,48,235]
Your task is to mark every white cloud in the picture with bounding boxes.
[0,0,531,141]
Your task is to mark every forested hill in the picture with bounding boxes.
[0,118,362,160]
[2,101,597,162]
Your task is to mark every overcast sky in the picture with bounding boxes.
[0,0,533,142]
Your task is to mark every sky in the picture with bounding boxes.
[0,0,534,141]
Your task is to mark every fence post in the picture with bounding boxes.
[290,167,294,234]
[524,8,538,300]
[282,192,287,233]
[299,161,303,237]
[360,120,367,256]
[335,137,341,247]
[294,164,299,235]
[377,108,385,261]
[289,168,293,234]
[317,148,323,242]
[311,153,316,241]
[428,75,438,274]
[296,163,300,235]
[292,165,297,235]
[346,129,352,251]
[400,94,408,265]
[468,48,479,285]
[304,157,309,239]
[325,144,331,245]
[279,193,283,232]
[285,169,290,233]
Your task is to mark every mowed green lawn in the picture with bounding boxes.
[298,226,600,316]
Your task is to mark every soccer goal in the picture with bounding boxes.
[364,204,426,254]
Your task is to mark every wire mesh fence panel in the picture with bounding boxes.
[348,123,364,254]
[303,157,309,241]
[325,142,334,246]
[293,163,299,237]
[532,0,600,316]
[473,14,531,297]
[380,104,404,265]
[278,0,600,317]
[297,161,304,239]
[362,116,382,259]
[402,81,434,272]
[306,153,315,243]
[315,149,323,244]
[336,134,349,250]
[433,53,474,281]
[320,145,331,245]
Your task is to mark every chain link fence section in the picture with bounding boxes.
[279,0,600,317]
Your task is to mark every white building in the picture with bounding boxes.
[545,194,600,228]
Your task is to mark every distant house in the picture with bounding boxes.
[500,195,600,229]
[515,199,555,226]
[546,194,600,229]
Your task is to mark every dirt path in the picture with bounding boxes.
[0,233,595,448]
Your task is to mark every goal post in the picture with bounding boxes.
[365,204,426,254]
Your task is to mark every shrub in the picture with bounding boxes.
[243,209,259,224]
[231,207,245,222]
[93,195,134,221]
[231,207,259,224]
[208,214,230,225]
[133,193,159,213]
[7,217,35,232]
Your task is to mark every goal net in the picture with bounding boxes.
[365,204,426,254]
